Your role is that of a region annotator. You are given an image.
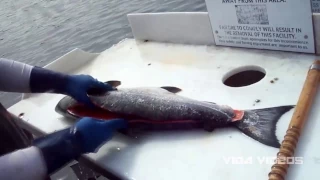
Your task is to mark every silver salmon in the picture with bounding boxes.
[55,81,294,148]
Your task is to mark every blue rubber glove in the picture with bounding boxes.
[64,74,115,108]
[29,66,115,107]
[33,117,127,175]
[75,117,127,153]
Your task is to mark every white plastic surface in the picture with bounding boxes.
[128,12,320,54]
[128,12,215,46]
[8,38,320,180]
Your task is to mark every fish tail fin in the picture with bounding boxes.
[233,106,294,148]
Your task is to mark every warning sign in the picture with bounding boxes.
[205,0,315,53]
[312,0,320,13]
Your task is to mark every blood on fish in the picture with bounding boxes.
[67,104,201,126]
[130,119,199,124]
[232,110,245,122]
[67,104,137,120]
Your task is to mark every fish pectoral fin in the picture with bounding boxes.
[105,80,121,87]
[87,80,121,95]
[160,86,182,93]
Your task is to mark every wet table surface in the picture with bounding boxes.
[8,39,320,180]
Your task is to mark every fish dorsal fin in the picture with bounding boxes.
[105,80,121,88]
[87,80,121,96]
[160,86,182,93]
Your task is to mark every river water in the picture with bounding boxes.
[0,0,207,108]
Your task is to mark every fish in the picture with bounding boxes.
[55,81,294,148]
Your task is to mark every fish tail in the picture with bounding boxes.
[232,105,294,148]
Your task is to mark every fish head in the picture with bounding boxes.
[55,91,140,122]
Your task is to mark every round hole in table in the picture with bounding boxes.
[222,65,266,87]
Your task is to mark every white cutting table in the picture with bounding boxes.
[7,12,320,180]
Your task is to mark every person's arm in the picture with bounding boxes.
[0,147,47,180]
[0,58,115,107]
[0,58,33,92]
[0,58,72,93]
[0,117,127,179]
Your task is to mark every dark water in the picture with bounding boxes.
[0,0,207,108]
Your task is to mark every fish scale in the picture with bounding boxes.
[89,87,235,125]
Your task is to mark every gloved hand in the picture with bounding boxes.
[74,117,127,153]
[64,74,115,108]
[29,66,115,107]
[33,117,127,175]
